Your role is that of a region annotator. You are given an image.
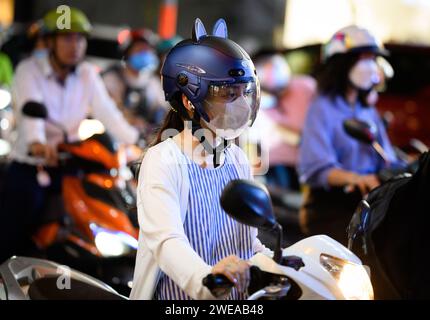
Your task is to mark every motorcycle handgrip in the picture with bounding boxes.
[202,266,263,294]
[202,273,233,291]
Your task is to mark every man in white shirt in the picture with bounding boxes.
[0,7,139,262]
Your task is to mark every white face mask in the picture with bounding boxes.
[349,58,381,91]
[202,95,252,140]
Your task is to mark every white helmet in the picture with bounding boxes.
[323,25,388,62]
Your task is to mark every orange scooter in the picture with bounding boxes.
[22,101,140,295]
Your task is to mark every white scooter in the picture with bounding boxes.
[203,179,374,300]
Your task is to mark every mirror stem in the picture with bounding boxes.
[273,223,283,263]
[372,141,389,164]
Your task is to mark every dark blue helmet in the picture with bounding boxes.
[161,18,260,125]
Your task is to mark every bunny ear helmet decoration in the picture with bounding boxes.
[192,18,207,41]
[212,18,228,38]
[192,18,228,41]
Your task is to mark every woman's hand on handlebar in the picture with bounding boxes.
[29,142,58,166]
[328,169,380,195]
[345,173,380,195]
[211,255,251,293]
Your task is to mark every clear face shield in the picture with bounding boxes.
[200,80,260,141]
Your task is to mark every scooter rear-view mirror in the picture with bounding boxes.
[220,179,283,263]
[22,101,49,119]
[220,179,276,230]
[21,101,70,143]
[343,118,390,163]
[343,119,376,144]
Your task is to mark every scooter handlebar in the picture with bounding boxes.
[203,265,263,292]
[202,273,234,293]
[27,149,72,162]
[203,265,296,300]
[202,266,263,297]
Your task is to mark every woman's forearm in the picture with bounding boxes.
[326,168,358,187]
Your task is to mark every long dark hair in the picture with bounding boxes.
[316,53,360,100]
[150,92,187,146]
[132,93,186,180]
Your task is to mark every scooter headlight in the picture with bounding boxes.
[0,139,11,157]
[90,224,138,257]
[0,89,11,110]
[78,119,105,140]
[320,254,374,300]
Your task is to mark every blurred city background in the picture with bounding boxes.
[1,0,429,152]
[0,0,429,297]
[1,0,430,249]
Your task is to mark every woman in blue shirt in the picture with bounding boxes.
[298,26,401,245]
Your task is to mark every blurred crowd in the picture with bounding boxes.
[0,6,413,263]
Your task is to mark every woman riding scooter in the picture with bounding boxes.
[298,25,404,245]
[130,18,272,300]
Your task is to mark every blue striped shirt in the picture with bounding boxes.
[155,147,254,300]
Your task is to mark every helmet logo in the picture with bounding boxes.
[176,63,206,74]
[334,32,352,49]
[334,32,346,42]
[177,73,189,86]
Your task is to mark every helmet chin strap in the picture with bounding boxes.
[189,112,231,168]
